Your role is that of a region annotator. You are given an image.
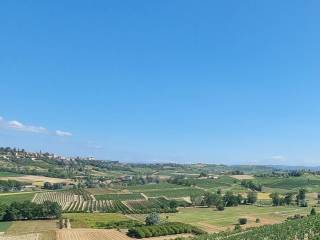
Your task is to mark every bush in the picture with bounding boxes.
[256,218,260,223]
[145,212,160,225]
[234,224,241,231]
[127,222,205,238]
[239,218,247,225]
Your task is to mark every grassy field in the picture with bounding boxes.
[63,213,130,228]
[6,220,58,235]
[256,175,320,192]
[95,193,144,200]
[0,192,35,204]
[144,188,206,198]
[0,222,12,232]
[0,171,23,177]
[157,205,316,232]
[127,182,184,191]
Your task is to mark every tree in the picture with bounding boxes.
[204,193,222,207]
[190,194,203,206]
[270,192,281,206]
[283,192,294,205]
[296,188,307,206]
[145,212,160,225]
[169,200,178,209]
[2,208,16,221]
[310,208,316,216]
[239,218,247,225]
[247,192,257,204]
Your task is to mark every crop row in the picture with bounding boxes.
[32,191,179,214]
[195,214,320,240]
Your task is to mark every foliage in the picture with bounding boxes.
[246,192,257,204]
[194,214,320,240]
[238,218,247,225]
[95,220,143,229]
[95,193,143,201]
[145,212,160,225]
[241,180,262,191]
[128,222,205,238]
[1,201,61,221]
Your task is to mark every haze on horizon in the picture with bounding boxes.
[1,1,320,166]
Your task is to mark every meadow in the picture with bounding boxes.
[159,205,316,232]
[0,222,12,232]
[63,213,129,228]
[0,192,35,204]
[95,193,144,201]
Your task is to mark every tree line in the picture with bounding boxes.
[0,201,61,221]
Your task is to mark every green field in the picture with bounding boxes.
[159,205,316,232]
[63,213,130,228]
[256,175,320,192]
[144,187,206,198]
[95,193,144,201]
[0,171,23,177]
[127,182,184,191]
[0,222,12,232]
[0,192,35,205]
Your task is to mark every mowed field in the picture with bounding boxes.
[63,213,130,228]
[0,222,12,233]
[0,192,35,204]
[158,205,316,232]
[5,220,58,235]
[56,229,131,240]
[230,174,254,180]
[0,175,72,186]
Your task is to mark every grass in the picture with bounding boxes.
[257,175,320,192]
[95,193,144,201]
[144,188,206,198]
[0,192,35,204]
[0,171,23,177]
[0,222,12,232]
[127,182,184,192]
[159,205,316,232]
[6,220,58,235]
[63,213,130,228]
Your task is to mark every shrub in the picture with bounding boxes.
[127,222,205,238]
[256,218,260,223]
[234,224,241,231]
[239,218,247,225]
[145,212,160,225]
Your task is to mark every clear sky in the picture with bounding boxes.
[1,1,320,165]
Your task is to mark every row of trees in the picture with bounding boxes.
[270,189,307,207]
[0,201,62,221]
[241,180,262,191]
[0,180,27,192]
[191,191,258,211]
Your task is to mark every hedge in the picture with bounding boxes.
[127,222,205,238]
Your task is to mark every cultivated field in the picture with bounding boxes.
[5,220,58,235]
[0,192,35,205]
[159,205,316,232]
[0,233,40,240]
[0,175,72,186]
[63,213,129,228]
[56,228,131,240]
[230,174,254,180]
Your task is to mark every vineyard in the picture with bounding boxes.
[195,215,320,240]
[32,190,179,214]
[95,193,144,201]
[124,197,178,213]
[144,188,206,198]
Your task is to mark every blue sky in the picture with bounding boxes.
[1,1,320,165]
